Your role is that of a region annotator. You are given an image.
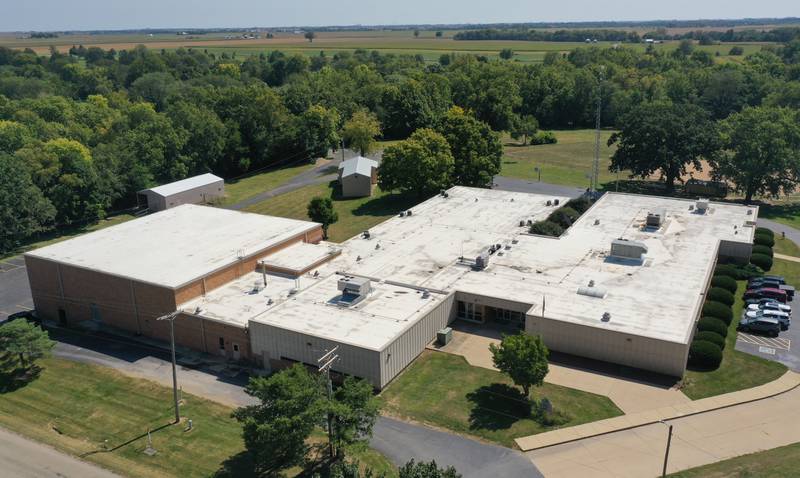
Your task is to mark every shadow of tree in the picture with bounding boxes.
[466,383,531,431]
[760,203,800,222]
[0,362,41,393]
[350,193,421,218]
[213,451,259,478]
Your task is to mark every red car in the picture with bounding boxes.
[743,287,788,304]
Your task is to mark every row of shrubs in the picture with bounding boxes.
[530,131,558,145]
[689,228,776,369]
[529,196,594,237]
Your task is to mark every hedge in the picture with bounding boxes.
[754,234,775,248]
[695,331,726,350]
[702,301,733,325]
[714,264,738,279]
[710,275,738,294]
[548,207,580,229]
[688,340,723,369]
[566,197,593,214]
[531,131,558,145]
[698,317,729,337]
[755,227,774,238]
[750,253,773,272]
[714,262,764,280]
[530,220,564,237]
[752,244,774,258]
[707,287,735,306]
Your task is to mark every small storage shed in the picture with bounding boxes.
[138,173,224,212]
[338,156,378,198]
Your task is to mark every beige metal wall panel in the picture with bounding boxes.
[378,293,456,388]
[249,321,382,385]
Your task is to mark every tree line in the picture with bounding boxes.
[1,32,799,253]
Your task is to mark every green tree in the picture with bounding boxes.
[296,104,341,160]
[608,101,721,192]
[712,106,800,203]
[0,320,55,369]
[499,49,514,60]
[342,110,381,156]
[232,364,323,475]
[398,460,461,478]
[379,128,454,197]
[0,154,54,254]
[509,114,538,145]
[435,31,443,38]
[489,332,549,397]
[308,196,339,239]
[378,77,451,139]
[413,29,420,38]
[166,101,227,174]
[435,107,503,188]
[305,31,316,43]
[0,120,32,153]
[328,376,380,459]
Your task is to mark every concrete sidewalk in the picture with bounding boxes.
[516,370,800,451]
[527,374,800,477]
[775,252,800,263]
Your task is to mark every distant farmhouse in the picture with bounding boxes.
[338,156,378,198]
[137,173,224,212]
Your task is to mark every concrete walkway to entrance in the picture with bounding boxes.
[431,322,691,415]
[526,372,800,477]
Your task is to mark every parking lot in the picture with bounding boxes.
[0,256,34,321]
[736,295,800,371]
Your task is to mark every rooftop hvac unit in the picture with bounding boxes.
[610,238,648,260]
[577,285,607,299]
[646,209,666,227]
[475,251,491,270]
[337,276,371,296]
[437,327,453,346]
[696,199,710,213]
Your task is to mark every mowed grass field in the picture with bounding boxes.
[380,351,623,448]
[501,129,620,188]
[681,279,787,400]
[222,160,319,206]
[244,181,420,243]
[667,441,800,478]
[2,29,771,64]
[0,357,395,478]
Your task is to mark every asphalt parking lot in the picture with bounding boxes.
[736,296,800,372]
[0,256,33,321]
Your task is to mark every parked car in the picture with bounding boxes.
[779,284,795,300]
[743,288,788,303]
[747,300,792,314]
[745,309,790,330]
[763,275,786,285]
[748,278,783,289]
[737,317,781,337]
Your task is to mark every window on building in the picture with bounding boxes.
[457,301,483,323]
[218,337,225,350]
[233,344,239,352]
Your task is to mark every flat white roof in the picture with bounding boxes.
[260,242,341,274]
[26,205,320,289]
[141,173,222,197]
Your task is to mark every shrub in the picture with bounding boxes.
[750,253,773,272]
[755,227,774,238]
[714,264,738,279]
[695,330,726,350]
[697,317,729,337]
[707,287,735,306]
[531,131,557,145]
[566,196,593,214]
[702,299,733,323]
[754,234,775,248]
[688,340,723,369]
[548,207,580,228]
[529,220,564,237]
[710,275,738,294]
[752,245,773,257]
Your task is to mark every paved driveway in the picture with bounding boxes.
[433,322,690,415]
[0,256,33,321]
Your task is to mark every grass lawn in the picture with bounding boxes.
[773,235,800,257]
[758,200,800,231]
[0,357,394,478]
[501,129,622,188]
[667,441,800,478]
[380,351,622,448]
[681,280,787,400]
[244,181,420,243]
[222,161,319,206]
[1,214,136,260]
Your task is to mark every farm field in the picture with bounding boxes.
[380,351,623,448]
[1,29,771,63]
[0,357,394,478]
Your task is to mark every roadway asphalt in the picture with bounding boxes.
[0,427,121,478]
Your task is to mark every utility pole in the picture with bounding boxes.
[592,66,605,193]
[340,138,346,162]
[659,420,674,477]
[156,310,181,424]
[317,346,340,459]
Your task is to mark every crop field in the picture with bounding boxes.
[1,29,772,63]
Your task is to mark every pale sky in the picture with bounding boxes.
[4,0,798,31]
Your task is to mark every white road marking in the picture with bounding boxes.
[737,332,791,351]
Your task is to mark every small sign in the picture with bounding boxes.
[758,346,776,355]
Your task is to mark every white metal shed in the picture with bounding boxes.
[138,173,224,212]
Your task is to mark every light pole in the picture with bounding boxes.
[157,310,181,424]
[534,166,541,182]
[659,420,674,477]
